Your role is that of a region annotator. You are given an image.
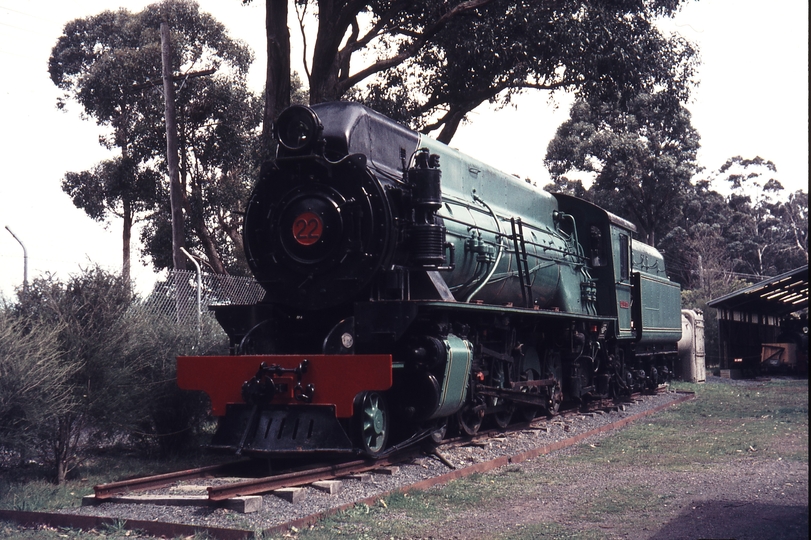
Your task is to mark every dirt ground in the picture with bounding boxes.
[419,456,808,540]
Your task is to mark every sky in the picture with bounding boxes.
[0,0,808,300]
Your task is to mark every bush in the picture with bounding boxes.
[116,302,227,456]
[0,309,74,465]
[6,268,136,482]
[1,267,230,482]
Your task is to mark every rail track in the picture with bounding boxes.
[87,387,662,502]
[0,388,692,540]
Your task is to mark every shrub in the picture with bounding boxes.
[0,309,74,466]
[116,302,227,456]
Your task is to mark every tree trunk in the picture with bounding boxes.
[308,1,343,104]
[221,218,244,258]
[262,0,290,154]
[436,105,471,144]
[192,212,227,275]
[161,21,186,271]
[55,416,73,484]
[122,198,132,289]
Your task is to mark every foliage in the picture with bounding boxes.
[6,268,135,483]
[708,156,808,277]
[660,156,807,314]
[49,0,260,277]
[139,73,263,275]
[0,309,73,463]
[115,299,227,456]
[0,266,231,481]
[659,179,730,289]
[774,190,810,266]
[545,92,700,246]
[61,159,159,224]
[249,0,697,144]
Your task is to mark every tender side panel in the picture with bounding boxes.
[633,274,683,344]
[177,355,392,417]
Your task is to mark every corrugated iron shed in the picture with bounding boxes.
[707,265,808,375]
[708,265,808,316]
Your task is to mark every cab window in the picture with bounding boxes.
[619,233,630,280]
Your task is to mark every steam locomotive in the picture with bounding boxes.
[177,102,682,457]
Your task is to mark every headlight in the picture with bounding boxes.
[276,105,323,153]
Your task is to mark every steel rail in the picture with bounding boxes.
[206,451,414,501]
[93,460,250,499]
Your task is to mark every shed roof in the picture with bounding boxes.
[708,265,808,317]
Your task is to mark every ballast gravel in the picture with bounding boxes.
[58,390,686,533]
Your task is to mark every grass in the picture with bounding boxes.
[0,450,230,539]
[0,522,213,540]
[569,379,809,469]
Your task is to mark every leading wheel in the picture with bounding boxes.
[354,391,389,457]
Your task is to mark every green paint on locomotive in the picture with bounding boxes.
[549,193,682,345]
[631,242,682,345]
[418,135,591,314]
[429,334,473,419]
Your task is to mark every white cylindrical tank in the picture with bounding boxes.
[677,309,706,382]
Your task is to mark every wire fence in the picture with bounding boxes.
[135,269,265,326]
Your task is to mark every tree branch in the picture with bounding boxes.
[338,0,496,93]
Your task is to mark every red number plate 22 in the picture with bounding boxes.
[292,211,323,245]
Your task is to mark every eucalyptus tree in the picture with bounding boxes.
[659,180,734,290]
[775,190,809,268]
[544,92,701,246]
[49,0,257,278]
[138,66,263,275]
[660,158,807,295]
[711,156,808,277]
[248,0,698,144]
[61,159,160,284]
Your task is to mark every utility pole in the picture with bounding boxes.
[161,21,186,271]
